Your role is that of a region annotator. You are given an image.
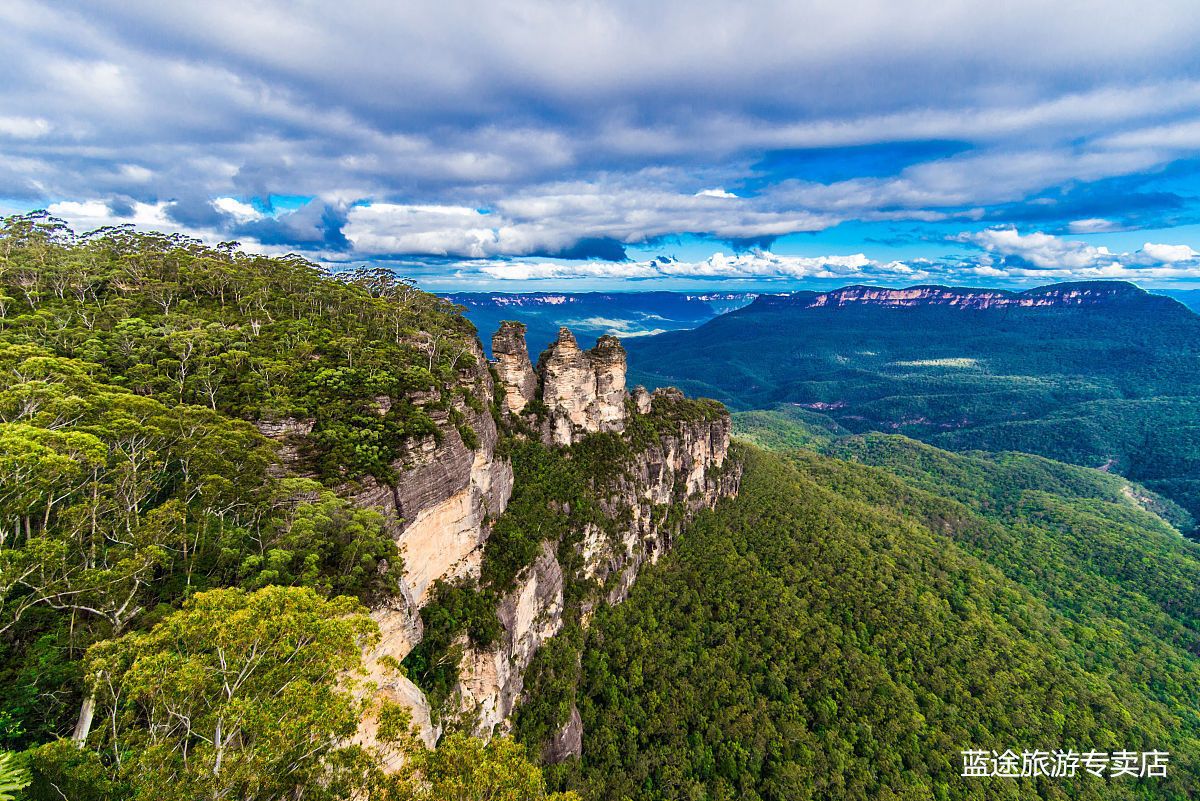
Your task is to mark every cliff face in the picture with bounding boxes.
[263,323,739,760]
[454,389,738,738]
[753,281,1150,311]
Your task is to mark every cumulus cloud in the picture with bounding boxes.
[473,251,924,283]
[957,226,1200,278]
[342,187,838,258]
[211,196,263,224]
[2,0,1200,279]
[46,199,177,232]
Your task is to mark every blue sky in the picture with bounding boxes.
[4,1,1200,290]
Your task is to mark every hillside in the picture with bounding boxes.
[4,215,1199,800]
[625,282,1200,529]
[540,443,1200,800]
[0,214,734,800]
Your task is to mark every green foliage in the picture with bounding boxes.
[0,213,476,485]
[0,751,29,801]
[56,586,383,801]
[732,405,848,450]
[512,624,585,757]
[238,477,401,601]
[403,732,581,801]
[551,445,1200,800]
[405,579,503,715]
[0,215,471,750]
[626,286,1200,530]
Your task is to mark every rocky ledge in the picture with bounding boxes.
[753,281,1151,311]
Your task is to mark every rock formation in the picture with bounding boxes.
[753,281,1151,311]
[534,327,629,446]
[264,322,739,761]
[492,321,538,415]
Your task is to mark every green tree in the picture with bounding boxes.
[402,732,580,801]
[76,586,384,801]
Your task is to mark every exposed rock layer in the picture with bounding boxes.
[537,328,629,446]
[753,281,1149,311]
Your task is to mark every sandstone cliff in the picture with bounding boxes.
[533,328,629,446]
[265,321,739,762]
[446,331,739,745]
[752,281,1150,311]
[492,321,538,416]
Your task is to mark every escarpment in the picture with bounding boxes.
[284,320,740,760]
[751,280,1154,311]
[434,327,739,747]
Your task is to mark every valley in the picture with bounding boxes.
[623,282,1200,533]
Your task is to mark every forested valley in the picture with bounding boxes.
[539,442,1199,800]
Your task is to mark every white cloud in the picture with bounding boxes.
[4,0,1200,275]
[1068,218,1117,233]
[211,196,263,223]
[0,115,50,138]
[343,189,838,258]
[45,199,176,232]
[959,226,1200,275]
[964,227,1117,269]
[474,251,926,282]
[1141,242,1198,263]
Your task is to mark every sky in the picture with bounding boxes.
[4,0,1200,291]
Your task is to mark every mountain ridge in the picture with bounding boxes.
[744,279,1182,312]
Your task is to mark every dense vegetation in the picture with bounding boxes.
[731,404,849,451]
[543,443,1199,800]
[0,214,570,799]
[626,284,1200,531]
[405,394,729,719]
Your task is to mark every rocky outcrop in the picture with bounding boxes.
[535,328,628,446]
[492,321,538,416]
[254,338,516,752]
[631,385,653,414]
[456,541,565,735]
[543,706,583,763]
[587,392,737,604]
[254,416,315,477]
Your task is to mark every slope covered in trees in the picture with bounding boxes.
[543,443,1200,800]
[0,213,575,799]
[625,283,1200,530]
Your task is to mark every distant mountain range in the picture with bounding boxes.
[623,281,1200,531]
[441,291,755,355]
[445,285,1199,357]
[1157,288,1200,313]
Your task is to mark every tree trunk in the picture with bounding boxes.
[72,690,96,746]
